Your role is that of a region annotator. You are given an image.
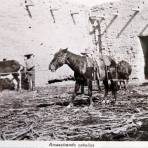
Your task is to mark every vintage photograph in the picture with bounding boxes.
[0,0,148,142]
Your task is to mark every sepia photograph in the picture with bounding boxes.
[0,0,148,146]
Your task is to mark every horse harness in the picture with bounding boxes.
[101,57,118,81]
[27,66,35,72]
[95,55,118,81]
[84,54,118,81]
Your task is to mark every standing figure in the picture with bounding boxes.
[24,54,35,91]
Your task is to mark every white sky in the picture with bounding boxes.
[62,0,120,7]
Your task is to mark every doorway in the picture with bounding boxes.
[139,36,148,79]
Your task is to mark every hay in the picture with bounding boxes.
[0,84,148,141]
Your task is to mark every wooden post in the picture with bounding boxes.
[89,17,98,51]
[70,10,79,24]
[97,20,102,53]
[50,7,58,23]
[89,16,104,53]
[24,0,34,18]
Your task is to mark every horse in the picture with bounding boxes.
[0,60,22,91]
[49,48,118,107]
[80,52,101,93]
[0,78,15,91]
[117,60,132,90]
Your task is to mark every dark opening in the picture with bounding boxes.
[139,36,148,79]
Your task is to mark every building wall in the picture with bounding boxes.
[1,0,147,86]
[0,0,91,86]
[90,0,148,81]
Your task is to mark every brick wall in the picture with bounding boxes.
[1,0,147,86]
[90,0,148,81]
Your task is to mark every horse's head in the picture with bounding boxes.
[49,48,68,72]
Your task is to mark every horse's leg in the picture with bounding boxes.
[116,81,120,91]
[119,81,122,90]
[95,70,101,92]
[81,84,84,94]
[18,70,22,91]
[12,73,20,91]
[68,81,80,108]
[87,79,93,107]
[102,79,109,104]
[97,80,101,92]
[110,80,117,104]
[103,79,108,98]
[124,79,129,90]
[122,80,126,90]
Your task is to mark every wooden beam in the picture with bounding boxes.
[24,0,34,18]
[50,7,58,23]
[131,8,140,12]
[70,10,79,24]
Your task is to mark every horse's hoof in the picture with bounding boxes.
[80,94,85,97]
[106,100,110,104]
[111,100,116,105]
[73,108,80,113]
[18,89,22,93]
[102,100,106,104]
[67,103,73,108]
[89,104,94,109]
[82,106,89,111]
[102,99,110,105]
[98,88,102,92]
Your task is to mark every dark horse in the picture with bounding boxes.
[49,48,118,107]
[117,60,132,89]
[0,60,22,91]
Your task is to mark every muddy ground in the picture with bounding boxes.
[0,81,148,141]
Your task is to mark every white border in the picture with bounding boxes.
[0,141,148,148]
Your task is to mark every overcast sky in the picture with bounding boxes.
[62,0,120,7]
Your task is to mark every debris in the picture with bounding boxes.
[0,84,148,140]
